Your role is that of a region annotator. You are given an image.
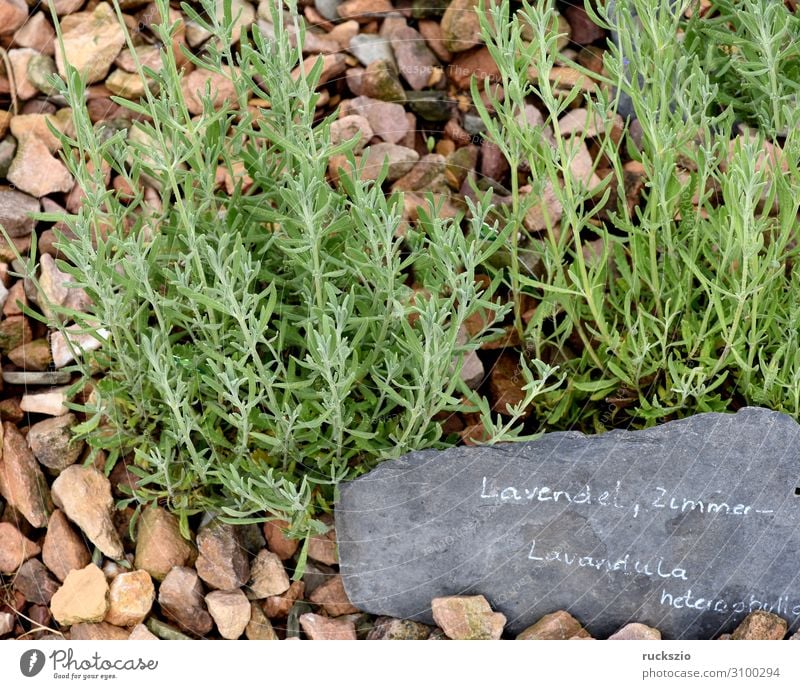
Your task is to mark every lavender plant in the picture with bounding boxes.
[474,0,800,430]
[39,0,562,549]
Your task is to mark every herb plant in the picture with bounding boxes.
[474,0,800,431]
[40,0,555,547]
[684,0,800,138]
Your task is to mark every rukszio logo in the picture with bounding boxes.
[20,649,45,678]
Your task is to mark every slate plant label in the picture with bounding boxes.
[336,407,800,639]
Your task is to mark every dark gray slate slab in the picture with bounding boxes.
[336,407,800,639]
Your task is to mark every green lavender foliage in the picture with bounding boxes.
[685,0,800,137]
[43,0,542,542]
[475,0,800,431]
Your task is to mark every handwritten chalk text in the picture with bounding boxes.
[528,540,688,581]
[660,588,800,617]
[481,477,775,520]
[481,476,625,509]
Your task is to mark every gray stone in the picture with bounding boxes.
[462,112,487,136]
[337,407,800,639]
[349,34,395,67]
[361,143,419,182]
[28,413,84,472]
[314,0,342,21]
[2,371,71,386]
[26,54,59,96]
[405,90,451,122]
[0,139,17,178]
[0,189,38,237]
